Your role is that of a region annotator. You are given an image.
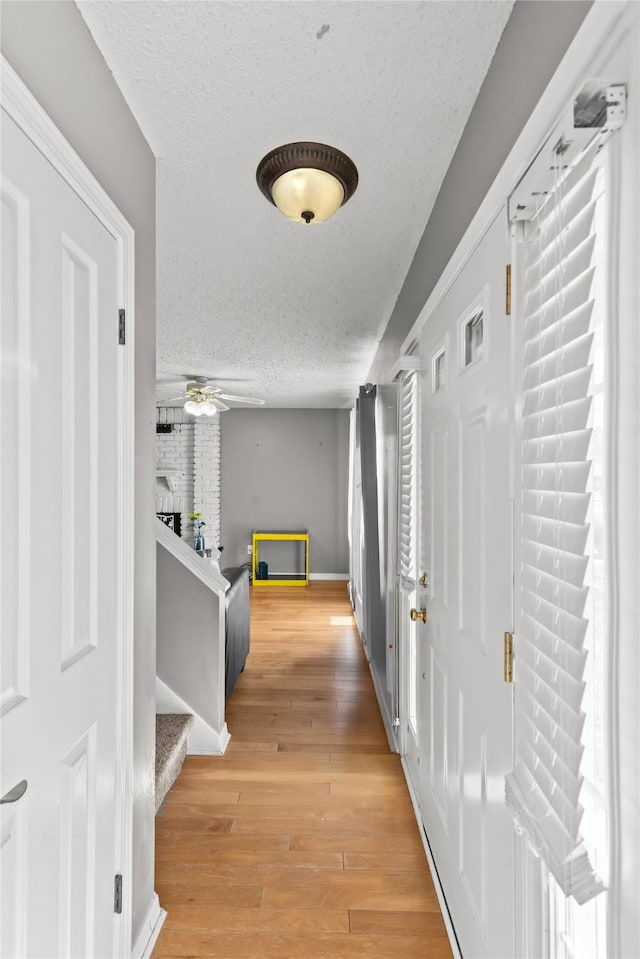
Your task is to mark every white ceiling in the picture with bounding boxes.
[78,1,513,408]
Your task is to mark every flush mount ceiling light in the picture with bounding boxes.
[256,141,358,224]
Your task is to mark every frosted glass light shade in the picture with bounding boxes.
[271,168,344,224]
[185,398,219,416]
[256,142,358,226]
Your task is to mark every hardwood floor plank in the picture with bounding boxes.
[153,904,350,934]
[155,834,291,862]
[260,871,438,911]
[153,931,438,959]
[153,582,452,958]
[160,790,240,806]
[350,908,453,942]
[290,833,425,854]
[155,880,263,907]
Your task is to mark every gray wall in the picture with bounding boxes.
[368,0,593,384]
[221,409,350,574]
[1,2,157,945]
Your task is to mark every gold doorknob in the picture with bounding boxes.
[410,607,428,623]
[419,573,429,587]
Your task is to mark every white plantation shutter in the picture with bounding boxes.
[506,143,607,904]
[398,371,417,582]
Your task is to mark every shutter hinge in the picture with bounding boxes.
[114,874,123,914]
[504,632,514,683]
[118,309,126,345]
[506,265,512,316]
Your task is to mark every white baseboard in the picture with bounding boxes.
[189,721,231,755]
[309,573,349,580]
[155,677,231,755]
[368,659,399,754]
[131,893,166,959]
[401,757,463,959]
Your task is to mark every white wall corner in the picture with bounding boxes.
[155,676,231,755]
[131,893,166,959]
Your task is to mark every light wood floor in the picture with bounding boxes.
[153,581,453,959]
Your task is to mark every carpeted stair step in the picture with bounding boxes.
[155,713,194,813]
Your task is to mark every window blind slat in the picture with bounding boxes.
[521,428,592,466]
[521,488,590,525]
[522,397,591,440]
[523,366,593,415]
[521,514,589,556]
[524,266,595,331]
[518,639,586,711]
[534,162,599,239]
[518,659,586,743]
[517,690,584,771]
[519,741,584,835]
[523,333,593,391]
[525,198,597,279]
[521,540,589,587]
[523,308,593,368]
[522,565,588,617]
[522,461,591,494]
[525,240,596,317]
[398,371,417,581]
[521,594,588,650]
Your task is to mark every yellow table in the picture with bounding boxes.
[252,530,309,587]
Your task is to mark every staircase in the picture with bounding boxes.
[155,713,194,812]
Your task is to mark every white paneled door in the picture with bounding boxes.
[415,211,514,957]
[1,107,128,957]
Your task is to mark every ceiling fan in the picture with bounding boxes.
[157,375,265,416]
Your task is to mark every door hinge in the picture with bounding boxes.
[114,874,123,914]
[504,632,514,683]
[505,265,512,316]
[118,308,126,345]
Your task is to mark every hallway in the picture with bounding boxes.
[153,581,453,958]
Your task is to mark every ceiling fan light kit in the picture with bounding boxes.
[184,399,218,417]
[256,141,358,224]
[157,375,266,415]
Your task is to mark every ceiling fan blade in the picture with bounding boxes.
[217,393,265,406]
[156,394,185,403]
[208,395,230,412]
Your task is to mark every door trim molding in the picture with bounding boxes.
[1,56,136,957]
[399,1,630,356]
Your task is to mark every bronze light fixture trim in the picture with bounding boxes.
[256,141,358,224]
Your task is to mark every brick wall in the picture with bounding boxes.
[156,407,221,550]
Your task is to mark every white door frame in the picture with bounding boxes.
[1,57,136,957]
[395,3,637,957]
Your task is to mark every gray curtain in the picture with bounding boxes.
[357,385,386,673]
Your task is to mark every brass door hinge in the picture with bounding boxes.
[504,632,513,683]
[506,265,512,316]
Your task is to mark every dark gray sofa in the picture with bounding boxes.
[221,565,250,699]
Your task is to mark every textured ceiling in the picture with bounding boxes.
[78,1,512,408]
